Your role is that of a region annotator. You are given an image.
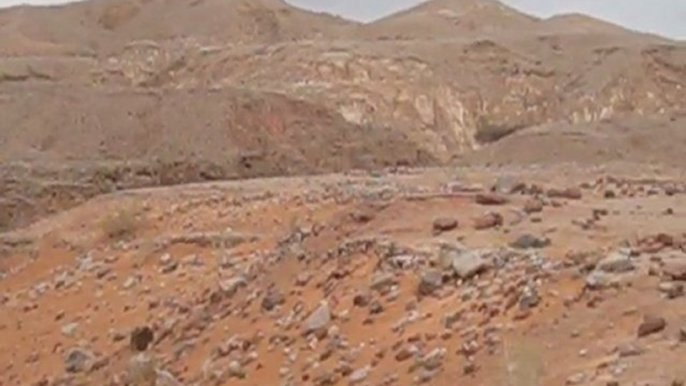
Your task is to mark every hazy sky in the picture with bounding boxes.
[0,0,684,39]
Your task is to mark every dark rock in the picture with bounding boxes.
[350,210,374,223]
[130,326,154,352]
[680,327,686,343]
[417,269,443,296]
[510,234,551,249]
[637,314,667,337]
[160,261,178,274]
[463,362,478,375]
[475,193,509,206]
[64,348,95,373]
[368,300,384,315]
[353,292,371,308]
[261,289,285,311]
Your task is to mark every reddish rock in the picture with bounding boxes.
[547,187,582,200]
[523,198,543,214]
[432,217,458,234]
[395,347,414,362]
[475,193,509,206]
[637,314,667,337]
[474,212,503,230]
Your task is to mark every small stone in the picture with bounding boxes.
[679,327,686,342]
[295,272,312,286]
[261,289,285,311]
[510,234,551,249]
[417,269,443,296]
[122,276,138,290]
[395,346,415,362]
[585,271,615,290]
[370,273,398,293]
[463,362,478,375]
[523,199,544,214]
[160,261,178,274]
[130,326,154,352]
[217,277,247,298]
[432,218,458,234]
[519,286,540,310]
[441,246,490,279]
[303,302,332,335]
[566,372,586,385]
[61,323,79,337]
[414,368,439,384]
[658,282,684,299]
[637,314,667,337]
[368,300,384,315]
[616,342,644,357]
[349,366,370,384]
[475,193,509,206]
[353,292,371,307]
[350,209,374,223]
[228,360,246,379]
[474,212,503,230]
[597,250,635,273]
[159,253,172,265]
[548,187,582,200]
[64,348,95,373]
[420,348,444,370]
[492,176,526,194]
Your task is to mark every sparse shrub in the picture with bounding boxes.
[100,205,140,240]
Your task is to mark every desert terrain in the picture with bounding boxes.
[0,0,685,386]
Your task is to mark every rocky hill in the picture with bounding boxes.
[0,0,685,231]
